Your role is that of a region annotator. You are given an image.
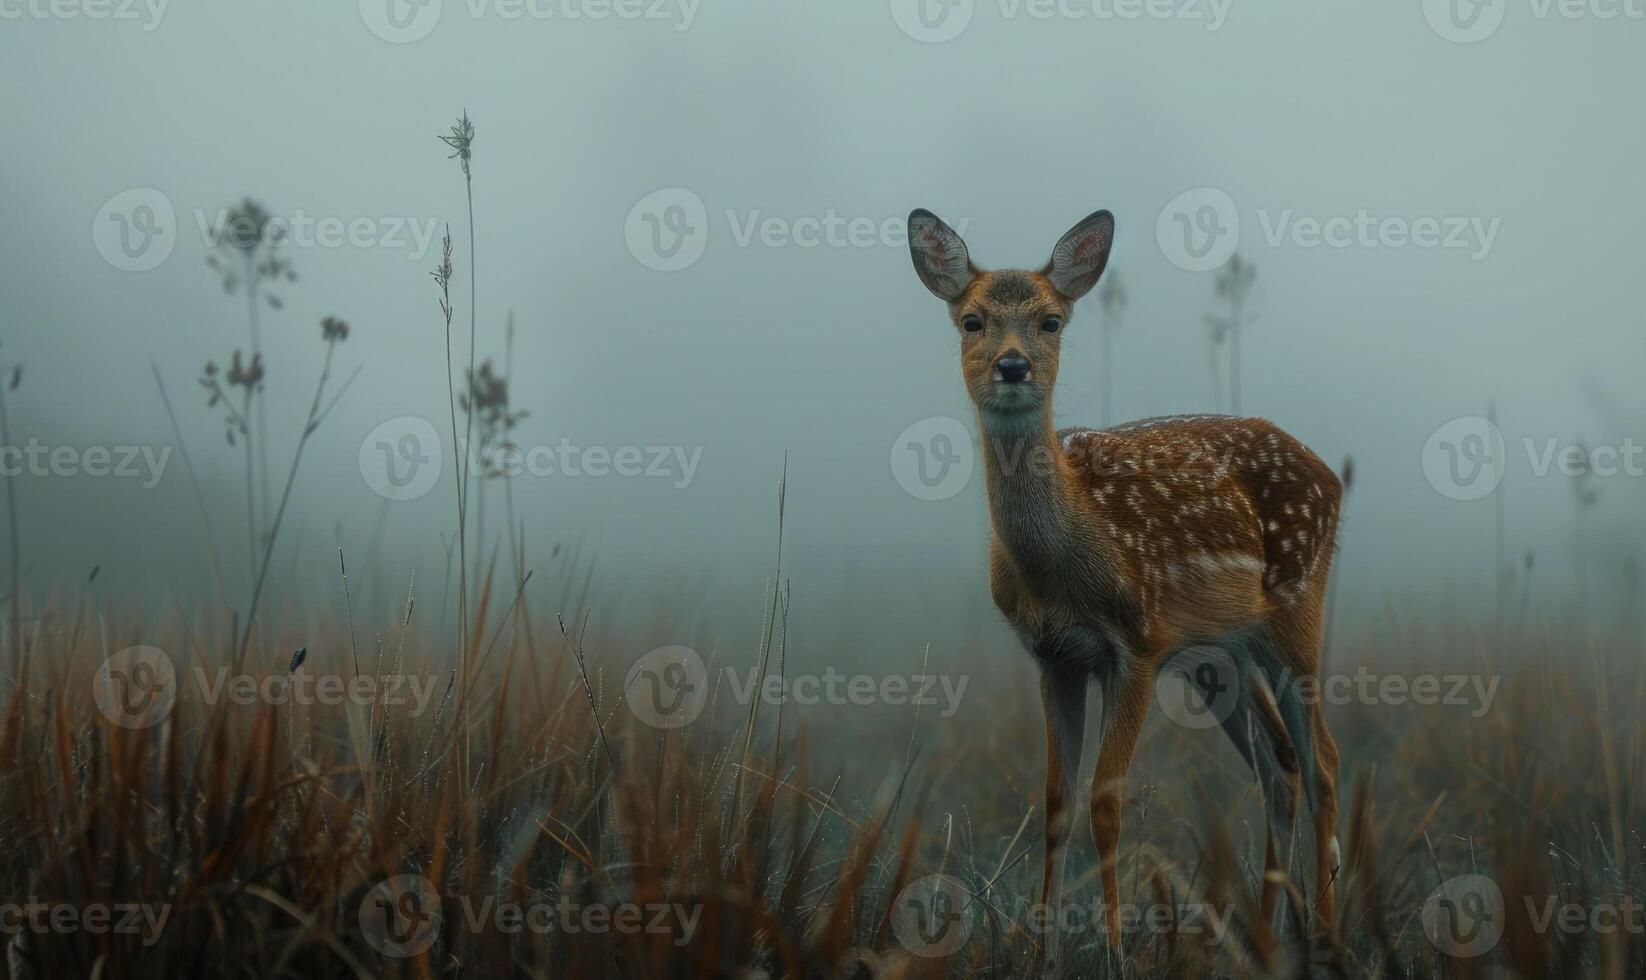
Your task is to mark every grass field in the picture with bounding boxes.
[1,579,1641,978]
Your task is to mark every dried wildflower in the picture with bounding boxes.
[440,112,475,179]
[218,198,277,252]
[227,350,265,391]
[462,357,528,478]
[205,196,297,308]
[432,229,453,294]
[321,316,350,342]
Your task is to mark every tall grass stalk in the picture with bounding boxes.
[235,322,358,669]
[439,111,478,786]
[733,454,787,822]
[0,354,20,672]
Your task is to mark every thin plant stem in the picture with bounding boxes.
[244,250,269,545]
[0,376,20,672]
[236,338,346,670]
[150,364,232,612]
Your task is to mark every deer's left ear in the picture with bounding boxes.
[908,209,974,303]
[1043,210,1114,302]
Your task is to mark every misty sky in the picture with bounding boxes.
[1,0,1643,656]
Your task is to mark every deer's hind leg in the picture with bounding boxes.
[1182,643,1302,927]
[1264,602,1341,930]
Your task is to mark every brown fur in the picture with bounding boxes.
[910,210,1343,957]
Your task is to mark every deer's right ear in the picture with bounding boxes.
[908,209,973,303]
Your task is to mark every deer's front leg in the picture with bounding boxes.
[1037,662,1087,966]
[1088,665,1153,950]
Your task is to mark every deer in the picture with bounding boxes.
[906,208,1342,961]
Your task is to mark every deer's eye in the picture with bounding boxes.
[961,315,984,333]
[1041,317,1062,333]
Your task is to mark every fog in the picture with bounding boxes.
[2,0,1642,659]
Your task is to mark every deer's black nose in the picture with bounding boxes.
[995,355,1031,383]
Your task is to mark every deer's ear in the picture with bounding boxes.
[1043,210,1114,302]
[908,209,974,303]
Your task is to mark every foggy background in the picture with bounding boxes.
[2,0,1642,664]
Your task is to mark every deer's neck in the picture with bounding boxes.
[978,408,1080,584]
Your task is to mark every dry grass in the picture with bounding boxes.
[0,587,1640,978]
